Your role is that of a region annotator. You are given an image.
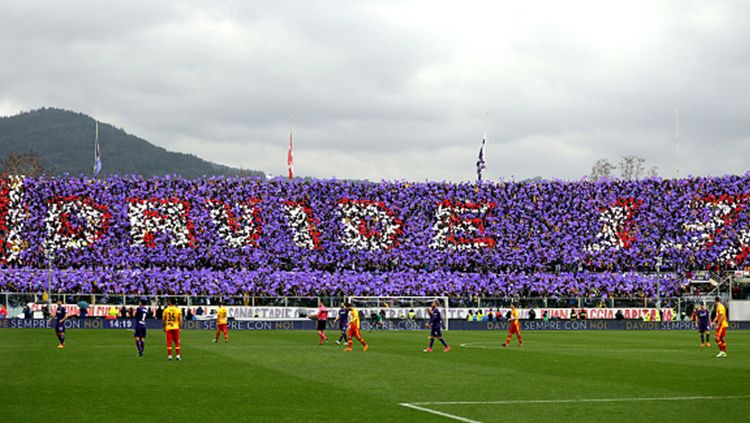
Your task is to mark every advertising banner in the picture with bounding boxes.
[3,318,748,331]
[28,304,677,322]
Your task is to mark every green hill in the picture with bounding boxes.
[0,107,264,179]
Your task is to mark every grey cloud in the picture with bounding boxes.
[0,0,749,181]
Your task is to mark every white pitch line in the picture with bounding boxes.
[458,342,683,352]
[403,394,750,421]
[399,403,480,423]
[412,394,750,406]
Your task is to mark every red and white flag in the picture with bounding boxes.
[287,131,294,179]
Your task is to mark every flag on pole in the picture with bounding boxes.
[476,129,487,181]
[93,121,102,177]
[287,130,294,179]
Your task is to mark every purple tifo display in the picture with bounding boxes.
[0,174,749,295]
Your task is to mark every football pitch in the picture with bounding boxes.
[1,329,749,422]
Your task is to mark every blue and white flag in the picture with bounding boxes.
[476,129,487,181]
[93,121,102,177]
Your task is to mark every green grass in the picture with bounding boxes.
[1,329,749,422]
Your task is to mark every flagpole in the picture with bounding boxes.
[485,111,489,160]
[675,105,680,178]
[483,112,489,180]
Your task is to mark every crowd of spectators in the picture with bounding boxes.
[0,268,685,297]
[1,174,749,297]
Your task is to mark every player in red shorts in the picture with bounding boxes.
[502,304,523,348]
[162,298,183,361]
[712,296,728,358]
[213,301,228,343]
[344,303,368,352]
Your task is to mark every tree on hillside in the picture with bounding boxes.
[1,151,49,177]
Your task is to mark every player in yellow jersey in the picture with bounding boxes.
[502,304,523,348]
[344,303,368,352]
[213,301,229,343]
[712,296,728,358]
[162,298,183,361]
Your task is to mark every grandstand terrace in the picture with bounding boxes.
[1,174,749,298]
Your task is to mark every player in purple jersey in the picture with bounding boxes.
[424,301,450,353]
[333,303,349,345]
[49,299,70,349]
[134,299,148,356]
[693,303,711,347]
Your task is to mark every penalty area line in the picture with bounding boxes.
[399,403,480,423]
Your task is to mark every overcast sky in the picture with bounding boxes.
[1,0,748,181]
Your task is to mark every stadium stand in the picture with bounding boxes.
[1,174,749,296]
